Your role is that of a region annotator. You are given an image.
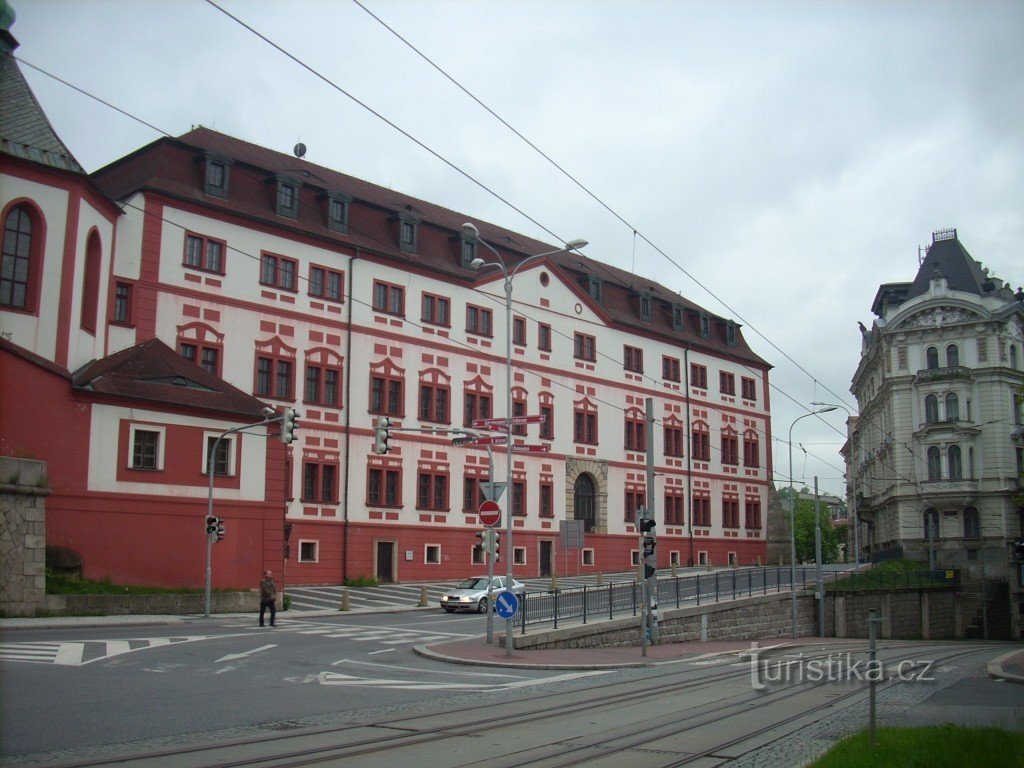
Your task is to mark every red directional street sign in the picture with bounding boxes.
[466,436,508,447]
[478,499,501,527]
[512,444,551,454]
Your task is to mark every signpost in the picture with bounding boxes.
[478,499,501,528]
[472,414,546,430]
[480,481,507,502]
[495,590,519,620]
[512,444,551,454]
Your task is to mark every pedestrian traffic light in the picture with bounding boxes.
[373,416,392,454]
[205,515,218,536]
[216,517,225,542]
[280,407,300,444]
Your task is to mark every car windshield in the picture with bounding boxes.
[457,578,490,590]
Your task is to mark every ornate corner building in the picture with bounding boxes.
[849,228,1024,637]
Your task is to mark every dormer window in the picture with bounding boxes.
[726,321,737,347]
[587,276,602,302]
[399,214,419,254]
[671,304,685,332]
[275,176,299,219]
[203,153,233,198]
[639,293,652,321]
[699,312,710,338]
[326,192,350,233]
[460,237,476,268]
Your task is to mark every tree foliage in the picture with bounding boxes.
[778,486,841,563]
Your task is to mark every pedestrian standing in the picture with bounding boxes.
[259,570,277,627]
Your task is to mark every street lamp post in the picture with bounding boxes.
[788,406,836,638]
[811,402,858,565]
[463,223,587,657]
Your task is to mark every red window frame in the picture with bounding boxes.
[721,432,739,465]
[372,280,405,316]
[367,466,402,508]
[421,292,451,327]
[624,345,643,373]
[745,499,762,529]
[691,423,711,461]
[417,470,449,511]
[719,371,736,396]
[690,363,708,389]
[183,232,226,274]
[662,356,680,382]
[664,490,685,525]
[466,304,493,337]
[664,424,684,457]
[743,433,760,468]
[308,264,344,302]
[624,411,646,451]
[741,376,757,401]
[302,461,338,503]
[573,333,597,362]
[260,252,298,292]
[693,496,711,527]
[722,499,740,528]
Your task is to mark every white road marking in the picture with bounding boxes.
[216,644,277,663]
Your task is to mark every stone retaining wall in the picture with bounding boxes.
[0,458,49,617]
[43,591,260,616]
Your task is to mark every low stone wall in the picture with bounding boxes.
[510,590,818,650]
[43,591,260,616]
[827,589,958,640]
[0,457,49,617]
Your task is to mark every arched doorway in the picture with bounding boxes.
[574,473,596,532]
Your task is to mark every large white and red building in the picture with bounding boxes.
[1,12,773,588]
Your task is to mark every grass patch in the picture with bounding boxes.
[46,569,203,595]
[808,725,1024,767]
[343,576,378,588]
[825,559,953,592]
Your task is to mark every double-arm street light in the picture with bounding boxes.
[462,222,588,657]
[811,402,859,565]
[788,406,836,638]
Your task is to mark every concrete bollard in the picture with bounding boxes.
[341,588,350,611]
[706,557,713,572]
[549,575,559,593]
[418,586,428,607]
[671,563,678,577]
[756,556,762,567]
[596,572,604,586]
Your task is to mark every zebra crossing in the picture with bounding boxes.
[0,636,211,666]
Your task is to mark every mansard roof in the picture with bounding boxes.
[905,229,988,301]
[71,338,268,419]
[91,128,769,368]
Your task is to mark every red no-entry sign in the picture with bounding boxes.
[478,499,501,527]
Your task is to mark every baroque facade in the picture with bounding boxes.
[849,228,1024,630]
[1,11,773,588]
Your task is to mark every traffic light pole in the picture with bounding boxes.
[204,412,282,618]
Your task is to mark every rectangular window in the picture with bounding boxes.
[256,356,292,400]
[741,377,757,401]
[373,281,404,316]
[574,333,596,362]
[309,266,344,301]
[276,181,298,218]
[664,425,684,457]
[662,356,680,382]
[722,499,740,528]
[327,194,349,233]
[260,253,297,291]
[419,384,449,423]
[512,481,526,517]
[466,305,493,336]
[690,363,708,389]
[131,429,160,470]
[200,348,218,375]
[183,233,225,274]
[417,472,448,511]
[743,437,760,468]
[204,436,231,476]
[539,482,553,518]
[625,490,645,523]
[368,468,401,507]
[574,410,598,444]
[721,434,739,465]
[399,219,418,253]
[463,476,482,511]
[204,159,228,197]
[302,463,336,503]
[299,540,318,563]
[624,345,643,373]
[421,293,451,326]
[425,545,441,564]
[538,324,552,352]
[540,404,554,440]
[112,282,133,325]
[371,375,404,416]
[693,496,711,527]
[463,392,491,425]
[745,500,762,529]
[625,415,646,451]
[513,317,527,346]
[719,372,736,395]
[691,430,711,461]
[664,492,685,526]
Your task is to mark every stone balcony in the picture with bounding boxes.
[915,366,973,384]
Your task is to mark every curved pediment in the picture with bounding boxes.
[892,304,985,332]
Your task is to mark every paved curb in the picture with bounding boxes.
[412,641,652,670]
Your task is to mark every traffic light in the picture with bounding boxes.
[280,407,300,444]
[205,515,218,536]
[643,536,656,558]
[475,529,496,559]
[644,563,656,579]
[639,517,656,534]
[373,416,392,454]
[1013,541,1024,561]
[492,531,500,561]
[216,517,225,542]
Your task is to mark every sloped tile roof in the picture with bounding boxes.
[0,49,85,173]
[71,338,269,419]
[92,128,769,367]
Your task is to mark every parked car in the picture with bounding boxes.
[440,576,526,613]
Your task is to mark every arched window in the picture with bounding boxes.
[947,445,962,480]
[1,202,44,312]
[80,229,102,334]
[927,447,941,480]
[924,508,940,539]
[926,346,939,370]
[963,507,980,538]
[925,394,939,424]
[946,344,959,368]
[573,473,596,533]
[944,393,959,422]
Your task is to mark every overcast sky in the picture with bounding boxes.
[10,0,1024,497]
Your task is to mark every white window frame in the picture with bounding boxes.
[201,432,236,477]
[128,424,166,470]
[630,549,640,567]
[513,546,526,566]
[669,550,680,567]
[424,544,441,564]
[698,550,708,566]
[298,539,319,563]
[582,548,595,566]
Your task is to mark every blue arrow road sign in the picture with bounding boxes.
[495,590,519,619]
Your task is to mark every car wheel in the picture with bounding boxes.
[477,597,489,613]
[443,607,455,613]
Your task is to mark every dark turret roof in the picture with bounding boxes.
[905,230,988,300]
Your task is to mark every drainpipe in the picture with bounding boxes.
[340,250,357,582]
[684,346,694,567]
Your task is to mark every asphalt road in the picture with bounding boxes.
[0,610,606,760]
